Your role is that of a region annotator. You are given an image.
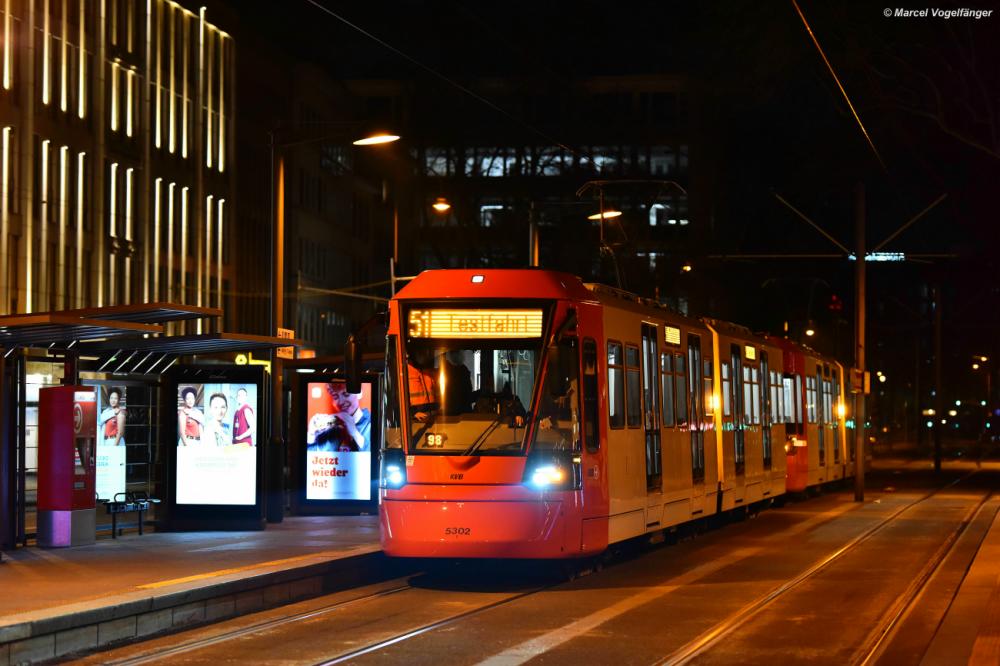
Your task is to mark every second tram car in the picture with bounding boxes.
[378,269,855,559]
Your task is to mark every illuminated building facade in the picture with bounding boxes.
[0,0,234,324]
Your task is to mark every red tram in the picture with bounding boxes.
[378,269,856,559]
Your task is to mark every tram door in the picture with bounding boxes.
[816,368,825,466]
[641,324,661,490]
[832,369,842,464]
[760,351,772,470]
[687,336,705,484]
[731,344,746,476]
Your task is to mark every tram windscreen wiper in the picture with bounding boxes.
[463,416,504,456]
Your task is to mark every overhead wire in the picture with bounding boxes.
[791,0,887,171]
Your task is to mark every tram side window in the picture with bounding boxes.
[626,345,642,428]
[534,337,581,451]
[674,353,688,426]
[583,338,599,453]
[833,371,841,419]
[704,360,714,416]
[642,325,660,433]
[770,371,784,424]
[825,380,834,423]
[795,375,804,423]
[783,374,801,425]
[743,366,761,426]
[769,371,778,423]
[806,377,816,423]
[383,335,402,449]
[661,353,675,427]
[608,342,625,429]
[722,363,731,417]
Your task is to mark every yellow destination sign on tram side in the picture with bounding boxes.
[408,309,544,339]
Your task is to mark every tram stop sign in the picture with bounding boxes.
[277,327,295,359]
[850,369,871,395]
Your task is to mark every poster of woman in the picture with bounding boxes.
[96,386,128,500]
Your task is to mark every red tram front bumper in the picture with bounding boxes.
[380,489,571,558]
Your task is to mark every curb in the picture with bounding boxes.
[1,549,404,665]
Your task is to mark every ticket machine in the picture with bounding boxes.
[37,386,97,547]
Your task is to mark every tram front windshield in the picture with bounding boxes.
[405,343,539,455]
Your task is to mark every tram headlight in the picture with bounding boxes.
[530,465,565,489]
[380,448,407,489]
[523,451,580,491]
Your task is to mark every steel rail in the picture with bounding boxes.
[310,492,860,665]
[312,583,559,665]
[655,471,980,666]
[103,582,414,666]
[856,492,998,665]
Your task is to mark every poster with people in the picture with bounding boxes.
[95,386,127,500]
[305,381,373,501]
[175,383,258,505]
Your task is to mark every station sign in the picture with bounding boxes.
[276,327,295,359]
[850,369,871,395]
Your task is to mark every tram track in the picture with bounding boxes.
[84,488,877,666]
[87,474,987,666]
[655,470,986,666]
[855,492,998,665]
[94,572,562,666]
[312,583,557,665]
[101,582,416,666]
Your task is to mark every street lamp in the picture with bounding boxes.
[586,209,623,220]
[432,197,452,213]
[352,133,400,146]
[268,126,401,443]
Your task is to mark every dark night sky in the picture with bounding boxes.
[233,0,999,400]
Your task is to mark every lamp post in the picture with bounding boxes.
[268,125,399,375]
[266,127,399,522]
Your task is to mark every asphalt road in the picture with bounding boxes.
[80,463,999,665]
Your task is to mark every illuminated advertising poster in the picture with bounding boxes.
[305,381,372,501]
[73,390,97,483]
[176,383,258,505]
[95,386,127,501]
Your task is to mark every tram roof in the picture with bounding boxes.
[393,269,597,302]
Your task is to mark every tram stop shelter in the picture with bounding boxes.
[0,303,298,553]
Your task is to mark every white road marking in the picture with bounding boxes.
[477,501,859,666]
[478,549,756,666]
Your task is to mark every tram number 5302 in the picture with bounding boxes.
[444,527,471,536]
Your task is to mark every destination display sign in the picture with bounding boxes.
[408,309,544,339]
